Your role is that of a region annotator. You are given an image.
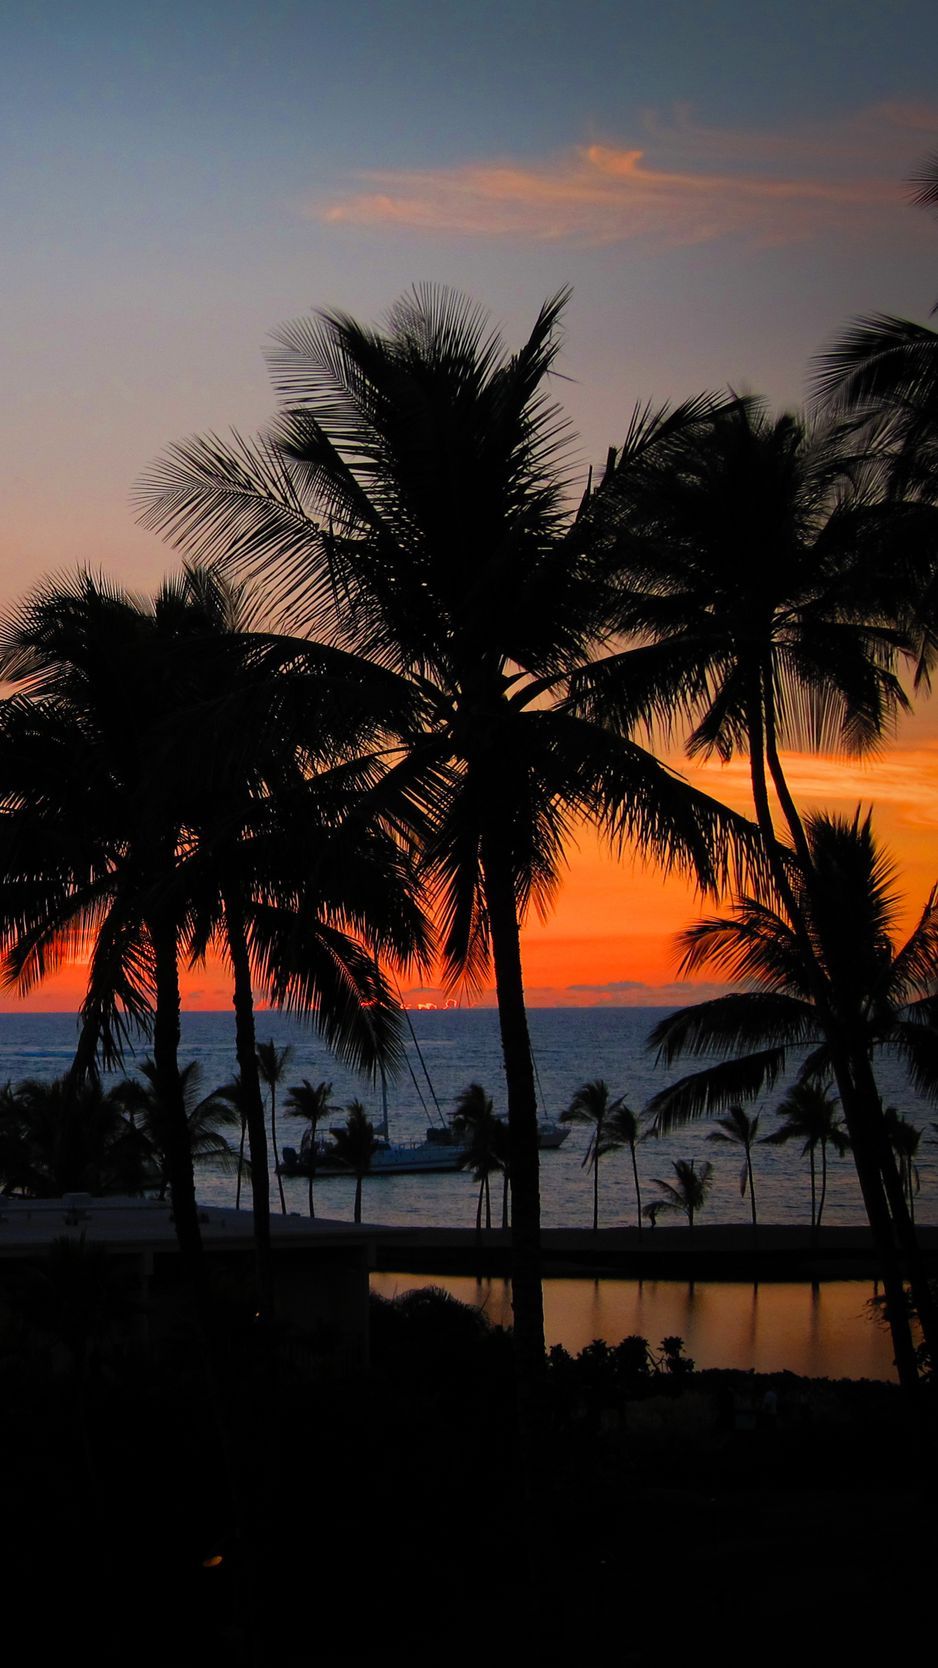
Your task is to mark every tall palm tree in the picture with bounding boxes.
[137,287,765,1384]
[604,1099,645,1234]
[329,1100,379,1224]
[707,1104,761,1235]
[560,1079,621,1234]
[646,810,938,1387]
[762,1082,849,1232]
[0,574,209,1276]
[285,1078,334,1218]
[649,1158,714,1232]
[257,1041,293,1216]
[579,394,912,878]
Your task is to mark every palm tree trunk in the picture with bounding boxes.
[225,896,276,1319]
[307,1167,315,1220]
[476,1179,484,1233]
[630,1142,643,1238]
[270,1083,287,1216]
[747,1149,758,1238]
[485,1173,492,1230]
[481,832,545,1398]
[817,1141,827,1231]
[593,1144,600,1235]
[235,1111,247,1210]
[148,914,203,1280]
[809,1147,818,1234]
[747,696,922,1391]
[354,1174,362,1224]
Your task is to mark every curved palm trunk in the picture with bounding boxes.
[225,897,276,1319]
[809,1146,818,1235]
[746,689,922,1391]
[307,1163,315,1220]
[592,1142,600,1235]
[354,1174,363,1223]
[481,833,545,1399]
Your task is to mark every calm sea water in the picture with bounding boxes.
[1,1006,934,1232]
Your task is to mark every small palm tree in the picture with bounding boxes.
[285,1079,334,1218]
[762,1083,849,1232]
[707,1105,761,1236]
[328,1101,379,1224]
[605,1100,645,1235]
[649,1159,714,1233]
[561,1079,621,1233]
[257,1041,293,1216]
[113,1059,241,1200]
[885,1109,923,1228]
[452,1083,502,1232]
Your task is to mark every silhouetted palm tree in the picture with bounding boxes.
[885,1108,924,1228]
[649,1159,714,1232]
[762,1082,849,1231]
[257,1041,293,1217]
[605,1100,646,1234]
[329,1100,379,1223]
[137,286,764,1384]
[707,1104,761,1235]
[813,153,938,504]
[452,1083,502,1231]
[0,1076,153,1198]
[561,1079,622,1233]
[111,1059,240,1199]
[285,1078,335,1217]
[647,810,938,1386]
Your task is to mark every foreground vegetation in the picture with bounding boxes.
[0,1277,930,1666]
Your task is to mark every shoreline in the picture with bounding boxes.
[371,1221,938,1282]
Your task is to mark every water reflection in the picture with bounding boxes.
[372,1272,895,1381]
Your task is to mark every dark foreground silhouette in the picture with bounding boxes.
[1,1277,933,1666]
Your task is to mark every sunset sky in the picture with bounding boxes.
[2,0,936,1010]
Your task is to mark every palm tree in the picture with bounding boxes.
[707,1104,761,1236]
[452,1082,502,1231]
[560,1079,622,1233]
[0,574,210,1277]
[762,1082,849,1232]
[885,1109,924,1228]
[649,1159,714,1232]
[812,152,938,505]
[256,1041,293,1216]
[0,1075,154,1198]
[285,1078,334,1217]
[647,810,938,1387]
[137,286,765,1384]
[111,1059,241,1199]
[604,1100,645,1234]
[329,1100,379,1223]
[580,394,912,878]
[160,563,431,1295]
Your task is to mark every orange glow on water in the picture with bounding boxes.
[371,1272,897,1380]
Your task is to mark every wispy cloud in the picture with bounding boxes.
[686,742,938,828]
[316,101,937,249]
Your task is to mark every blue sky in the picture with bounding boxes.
[2,0,936,596]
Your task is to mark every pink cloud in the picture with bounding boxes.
[315,101,937,249]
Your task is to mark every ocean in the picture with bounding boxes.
[1,1005,934,1232]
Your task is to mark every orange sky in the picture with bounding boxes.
[5,707,935,1013]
